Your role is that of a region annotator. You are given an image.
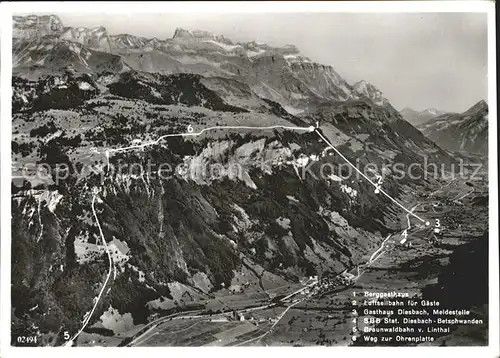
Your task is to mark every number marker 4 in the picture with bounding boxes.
[400,230,408,244]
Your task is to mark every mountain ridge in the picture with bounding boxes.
[417,100,488,155]
[13,14,393,116]
[400,107,449,126]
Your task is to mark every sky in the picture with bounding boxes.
[54,12,488,113]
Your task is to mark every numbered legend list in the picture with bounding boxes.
[349,290,484,346]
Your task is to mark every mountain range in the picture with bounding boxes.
[417,100,489,155]
[13,14,395,116]
[400,107,448,126]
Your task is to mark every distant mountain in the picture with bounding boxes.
[12,15,396,116]
[417,100,488,155]
[12,14,64,38]
[12,37,129,79]
[400,107,448,126]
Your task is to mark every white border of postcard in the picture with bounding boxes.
[0,2,498,358]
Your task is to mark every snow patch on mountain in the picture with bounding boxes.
[204,40,242,52]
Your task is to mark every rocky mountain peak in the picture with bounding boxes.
[172,28,195,39]
[13,14,64,38]
[400,107,418,115]
[353,80,373,92]
[172,27,231,44]
[463,99,488,116]
[418,100,488,155]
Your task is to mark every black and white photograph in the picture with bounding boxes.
[0,1,498,357]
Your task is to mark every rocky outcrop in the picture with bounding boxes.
[13,14,64,38]
[60,26,112,52]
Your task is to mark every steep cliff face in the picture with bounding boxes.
[13,14,64,38]
[249,58,357,115]
[13,14,111,50]
[60,26,112,52]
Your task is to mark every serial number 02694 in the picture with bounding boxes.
[16,335,38,345]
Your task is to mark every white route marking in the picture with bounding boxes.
[454,187,475,201]
[36,196,43,242]
[367,234,392,264]
[67,190,113,345]
[315,130,426,223]
[406,204,419,230]
[401,204,420,244]
[108,125,315,154]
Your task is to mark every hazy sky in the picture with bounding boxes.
[55,12,488,113]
